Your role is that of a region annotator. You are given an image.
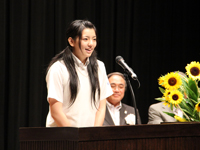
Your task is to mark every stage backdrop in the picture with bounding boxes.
[1,0,199,150]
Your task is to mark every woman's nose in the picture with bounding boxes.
[88,40,93,46]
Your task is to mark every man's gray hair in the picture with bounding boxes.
[107,72,127,88]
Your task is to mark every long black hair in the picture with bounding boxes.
[47,20,100,107]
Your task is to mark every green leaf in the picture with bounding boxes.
[181,78,197,101]
[191,118,200,122]
[192,109,200,120]
[182,98,195,108]
[198,112,200,120]
[158,87,165,94]
[163,112,175,118]
[180,100,194,114]
[189,98,198,105]
[188,79,198,96]
[155,97,165,101]
[170,103,173,111]
[181,108,193,117]
[185,79,198,102]
[190,81,199,98]
[181,78,189,90]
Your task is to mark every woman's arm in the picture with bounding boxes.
[49,98,71,127]
[94,99,106,126]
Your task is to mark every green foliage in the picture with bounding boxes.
[158,87,165,94]
[163,112,175,118]
[156,75,200,122]
[155,97,165,101]
[183,78,198,102]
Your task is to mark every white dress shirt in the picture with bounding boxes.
[106,101,122,125]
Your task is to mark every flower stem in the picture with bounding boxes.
[177,104,191,121]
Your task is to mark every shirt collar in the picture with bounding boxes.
[106,101,122,110]
[72,53,90,67]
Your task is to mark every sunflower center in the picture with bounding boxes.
[168,77,177,86]
[198,103,200,107]
[172,94,179,101]
[190,67,200,76]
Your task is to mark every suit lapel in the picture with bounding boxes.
[105,106,115,125]
[120,104,127,125]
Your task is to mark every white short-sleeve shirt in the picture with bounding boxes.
[46,55,113,127]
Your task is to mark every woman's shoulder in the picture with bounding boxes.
[51,60,65,68]
[96,60,107,76]
[97,60,105,67]
[48,60,66,72]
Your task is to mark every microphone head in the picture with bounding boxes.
[115,56,123,63]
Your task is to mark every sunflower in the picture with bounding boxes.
[174,115,187,122]
[163,89,171,101]
[195,102,200,112]
[163,72,182,90]
[163,101,170,107]
[168,90,183,105]
[185,61,200,80]
[158,76,165,86]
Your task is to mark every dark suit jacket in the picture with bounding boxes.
[103,103,141,126]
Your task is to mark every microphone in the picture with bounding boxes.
[116,56,137,79]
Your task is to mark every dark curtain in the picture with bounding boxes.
[1,0,199,150]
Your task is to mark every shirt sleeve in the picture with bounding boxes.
[46,62,64,103]
[98,61,113,101]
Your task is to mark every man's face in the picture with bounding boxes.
[107,75,126,107]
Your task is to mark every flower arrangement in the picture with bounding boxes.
[156,61,200,122]
[125,114,135,125]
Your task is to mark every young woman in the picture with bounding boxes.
[46,20,113,127]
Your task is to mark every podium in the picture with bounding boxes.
[19,123,200,150]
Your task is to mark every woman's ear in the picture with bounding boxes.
[68,37,74,47]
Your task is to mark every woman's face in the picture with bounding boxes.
[70,28,97,64]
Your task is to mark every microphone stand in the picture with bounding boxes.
[123,73,139,125]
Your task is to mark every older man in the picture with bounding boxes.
[103,72,141,126]
[148,101,183,124]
